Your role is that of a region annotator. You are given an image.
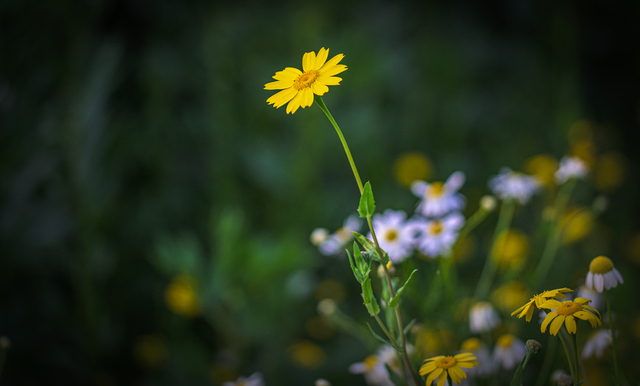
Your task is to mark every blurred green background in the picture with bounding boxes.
[1,0,639,385]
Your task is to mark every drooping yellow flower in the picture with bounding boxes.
[265,48,347,114]
[510,288,572,322]
[540,298,601,335]
[419,353,478,386]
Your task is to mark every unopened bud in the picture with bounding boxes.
[317,299,336,316]
[526,339,541,354]
[480,195,497,212]
[310,228,330,246]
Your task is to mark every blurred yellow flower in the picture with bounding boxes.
[165,275,200,317]
[265,48,347,114]
[314,279,347,303]
[623,230,640,265]
[414,325,455,357]
[491,281,529,313]
[288,340,326,369]
[524,154,558,188]
[419,353,478,385]
[491,229,529,270]
[393,152,433,187]
[560,207,595,244]
[305,316,335,340]
[451,234,476,264]
[593,152,625,192]
[571,140,597,168]
[540,298,601,335]
[133,335,167,368]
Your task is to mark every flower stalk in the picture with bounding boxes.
[605,290,621,385]
[315,96,421,386]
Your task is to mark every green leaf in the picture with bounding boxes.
[362,277,380,316]
[353,242,369,274]
[365,322,397,349]
[346,249,364,284]
[357,182,376,218]
[403,318,417,336]
[352,232,388,264]
[509,353,529,386]
[389,269,418,308]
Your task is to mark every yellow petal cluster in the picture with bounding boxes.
[510,288,572,322]
[419,353,478,385]
[265,48,347,114]
[540,298,601,335]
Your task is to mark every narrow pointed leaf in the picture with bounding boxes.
[389,269,418,308]
[352,232,388,263]
[365,322,398,349]
[346,248,364,284]
[357,182,376,218]
[403,318,417,336]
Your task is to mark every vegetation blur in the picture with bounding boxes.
[1,1,639,385]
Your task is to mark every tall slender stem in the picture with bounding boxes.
[531,178,576,289]
[474,199,515,300]
[315,95,364,194]
[315,96,421,386]
[571,333,580,384]
[605,290,621,385]
[558,331,576,383]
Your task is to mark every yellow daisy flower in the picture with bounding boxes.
[540,298,601,335]
[419,352,478,386]
[510,287,572,322]
[265,47,347,114]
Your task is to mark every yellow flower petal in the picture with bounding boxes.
[541,311,557,333]
[286,91,304,114]
[302,51,316,72]
[437,371,448,386]
[272,67,302,80]
[313,47,329,70]
[317,75,342,86]
[301,87,314,109]
[565,315,577,333]
[550,315,566,336]
[319,64,348,77]
[267,87,297,108]
[426,367,443,386]
[419,361,438,375]
[449,365,466,382]
[457,361,479,368]
[320,53,344,70]
[264,80,294,90]
[311,82,329,96]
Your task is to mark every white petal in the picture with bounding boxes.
[445,171,466,191]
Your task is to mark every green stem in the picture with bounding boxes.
[531,178,576,289]
[605,290,621,385]
[474,199,515,300]
[373,314,400,350]
[572,333,580,384]
[315,95,364,194]
[316,96,421,386]
[456,204,492,244]
[558,331,576,383]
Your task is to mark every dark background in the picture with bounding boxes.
[1,0,639,384]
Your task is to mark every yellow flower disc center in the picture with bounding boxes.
[427,182,445,198]
[497,334,515,348]
[294,70,318,90]
[589,256,614,274]
[384,229,398,242]
[429,220,443,235]
[435,356,457,369]
[556,301,583,316]
[363,355,378,370]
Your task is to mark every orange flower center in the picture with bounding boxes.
[294,70,318,90]
[435,356,457,369]
[589,256,614,274]
[429,220,443,235]
[384,229,398,242]
[427,182,445,197]
[556,301,583,316]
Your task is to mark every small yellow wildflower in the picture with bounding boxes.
[419,353,478,386]
[393,152,433,187]
[525,154,558,188]
[165,275,200,317]
[510,288,572,322]
[540,298,601,335]
[288,340,326,369]
[491,229,529,270]
[265,47,347,114]
[561,207,595,244]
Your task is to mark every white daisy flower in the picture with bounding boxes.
[585,256,624,293]
[411,171,466,218]
[555,156,588,184]
[469,302,500,333]
[222,372,264,386]
[368,209,414,263]
[348,346,395,386]
[460,337,493,377]
[318,214,363,256]
[409,212,465,258]
[488,168,541,205]
[492,335,526,371]
[582,329,615,359]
